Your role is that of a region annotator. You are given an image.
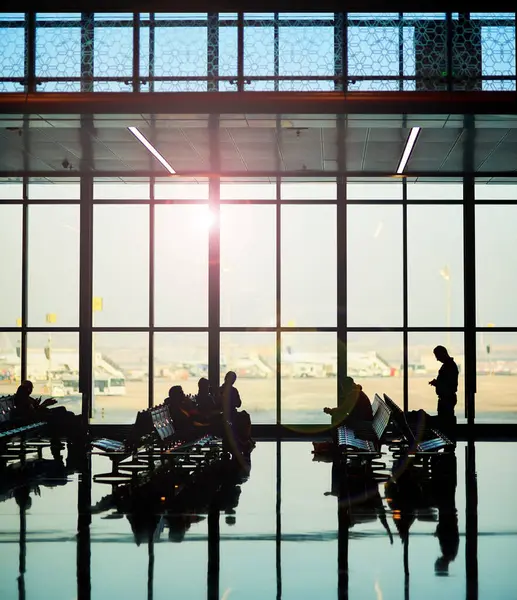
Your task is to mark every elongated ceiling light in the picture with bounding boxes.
[396,126,421,174]
[128,126,176,174]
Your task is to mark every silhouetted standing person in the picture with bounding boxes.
[429,346,458,419]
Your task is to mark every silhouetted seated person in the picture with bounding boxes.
[429,345,458,442]
[13,380,86,461]
[218,372,254,453]
[196,377,219,418]
[165,385,210,439]
[323,376,373,430]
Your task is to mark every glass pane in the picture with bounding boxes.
[220,179,276,200]
[94,27,133,80]
[36,26,81,80]
[221,205,275,327]
[281,180,337,200]
[407,180,463,200]
[281,205,336,326]
[154,205,208,327]
[91,332,148,424]
[279,25,334,84]
[154,332,208,402]
[408,332,464,420]
[0,182,22,199]
[347,180,403,200]
[93,205,149,327]
[347,205,402,326]
[0,205,22,326]
[221,332,276,425]
[347,331,402,404]
[27,332,80,414]
[154,26,207,81]
[476,332,517,423]
[475,181,517,200]
[281,332,336,425]
[244,25,274,84]
[408,205,464,327]
[28,180,80,200]
[0,27,25,79]
[0,331,20,395]
[154,179,209,200]
[476,205,517,326]
[94,179,150,200]
[28,205,79,327]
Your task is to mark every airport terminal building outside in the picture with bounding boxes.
[1,6,517,432]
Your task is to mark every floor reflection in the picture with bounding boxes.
[4,440,513,600]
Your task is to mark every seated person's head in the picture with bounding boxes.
[21,379,34,395]
[198,377,210,394]
[168,385,185,404]
[224,371,237,386]
[15,384,30,399]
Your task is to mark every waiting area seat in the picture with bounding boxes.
[91,402,223,482]
[383,394,454,456]
[0,395,47,466]
[336,393,392,456]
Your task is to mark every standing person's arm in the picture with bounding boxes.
[234,388,242,409]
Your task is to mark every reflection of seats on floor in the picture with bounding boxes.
[91,403,222,483]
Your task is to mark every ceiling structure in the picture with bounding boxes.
[0,111,516,180]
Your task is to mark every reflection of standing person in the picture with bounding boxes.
[429,346,458,419]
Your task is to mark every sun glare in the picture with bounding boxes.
[200,209,216,230]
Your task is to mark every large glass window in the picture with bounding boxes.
[476,205,517,327]
[91,332,149,424]
[28,205,80,327]
[154,205,208,327]
[27,332,80,414]
[476,332,517,423]
[220,205,276,327]
[221,332,276,424]
[93,205,149,327]
[347,331,403,406]
[154,332,208,402]
[281,205,336,327]
[347,205,403,327]
[0,205,22,327]
[408,205,464,327]
[281,332,336,425]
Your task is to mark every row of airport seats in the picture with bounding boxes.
[91,402,224,483]
[335,393,455,473]
[0,395,48,467]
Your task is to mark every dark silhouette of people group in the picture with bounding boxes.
[323,345,459,441]
[164,371,254,454]
[12,379,87,463]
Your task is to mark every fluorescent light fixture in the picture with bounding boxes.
[128,126,176,174]
[396,126,421,174]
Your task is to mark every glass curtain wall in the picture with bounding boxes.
[4,175,517,424]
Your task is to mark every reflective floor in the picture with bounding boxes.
[0,442,515,599]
